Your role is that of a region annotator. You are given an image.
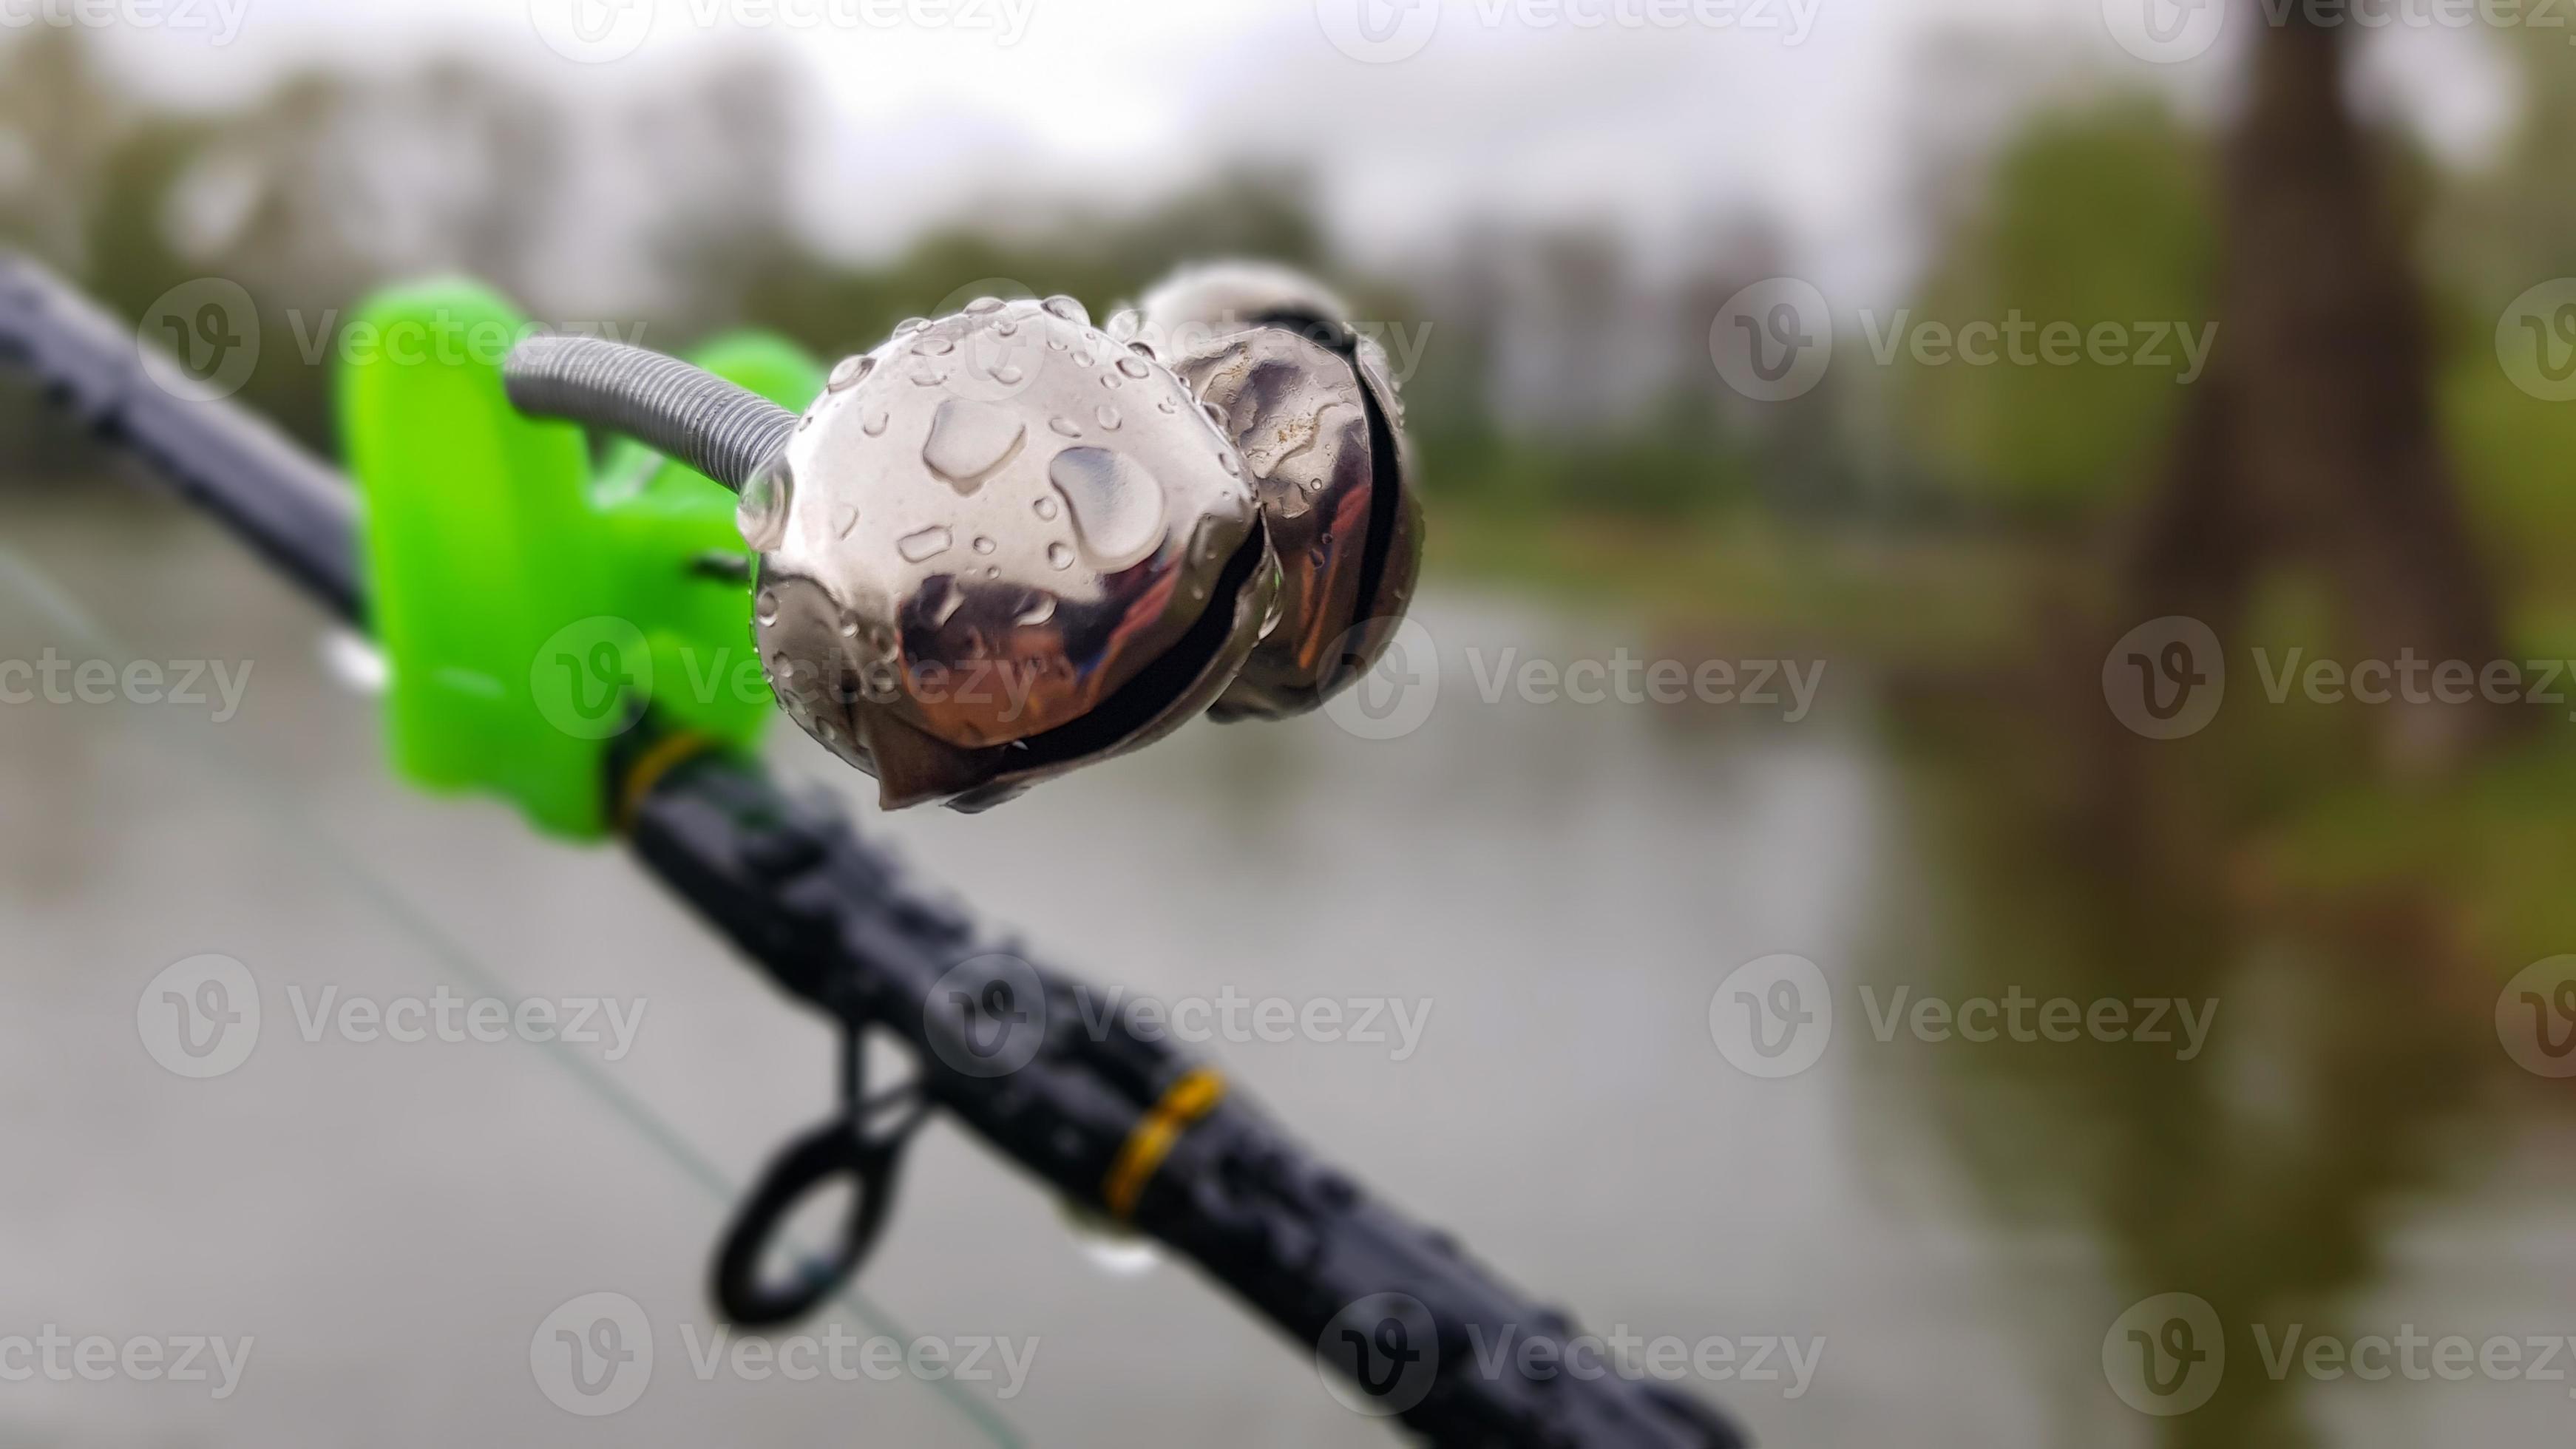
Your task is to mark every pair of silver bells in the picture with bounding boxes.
[561,263,1420,811]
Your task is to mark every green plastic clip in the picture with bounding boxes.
[338,279,821,839]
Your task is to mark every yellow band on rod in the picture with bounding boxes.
[616,730,716,834]
[1102,1067,1227,1220]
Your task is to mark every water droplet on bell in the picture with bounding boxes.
[918,335,956,356]
[1043,295,1088,325]
[1218,450,1242,476]
[912,367,949,387]
[966,296,1003,313]
[828,354,872,391]
[1156,397,1176,414]
[985,566,1000,579]
[1099,373,1122,390]
[755,588,781,625]
[1071,348,1095,368]
[1046,542,1074,569]
[1049,416,1081,438]
[1033,495,1060,520]
[1046,447,1167,571]
[1115,355,1150,379]
[1094,404,1120,430]
[973,535,997,554]
[923,397,1026,493]
[862,408,890,436]
[833,503,860,538]
[735,465,793,552]
[1126,339,1157,362]
[921,574,964,627]
[992,363,1025,384]
[1015,591,1057,626]
[898,525,954,563]
[838,617,860,639]
[894,316,928,335]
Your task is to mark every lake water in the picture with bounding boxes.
[0,487,2566,1447]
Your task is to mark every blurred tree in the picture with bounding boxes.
[1892,96,2217,520]
[2131,11,2509,776]
[0,27,125,270]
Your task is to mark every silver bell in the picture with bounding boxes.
[1116,263,1423,721]
[500,262,1422,812]
[745,294,1276,811]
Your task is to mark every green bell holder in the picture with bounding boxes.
[337,279,823,839]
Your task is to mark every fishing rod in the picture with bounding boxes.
[0,251,1743,1448]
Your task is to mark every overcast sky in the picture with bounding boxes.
[77,0,2519,304]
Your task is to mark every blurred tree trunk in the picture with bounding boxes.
[2131,7,2509,776]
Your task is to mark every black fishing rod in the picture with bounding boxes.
[0,251,1742,1448]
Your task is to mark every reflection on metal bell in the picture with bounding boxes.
[503,260,1425,813]
[748,294,1275,811]
[1116,262,1423,721]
